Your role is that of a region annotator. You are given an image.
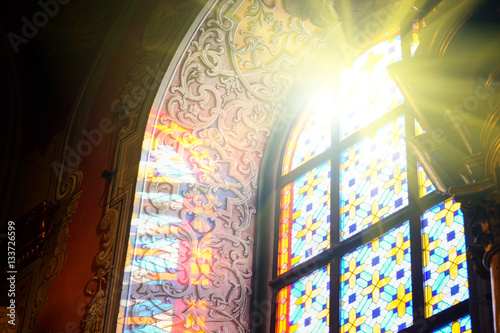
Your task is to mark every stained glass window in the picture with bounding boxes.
[339,27,404,139]
[341,222,412,332]
[278,161,331,274]
[415,119,426,136]
[276,265,330,333]
[418,162,436,198]
[340,116,408,240]
[272,24,472,333]
[282,97,332,175]
[412,19,427,56]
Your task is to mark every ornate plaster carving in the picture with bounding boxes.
[101,0,334,332]
[14,201,55,272]
[28,171,82,331]
[82,2,216,332]
[480,67,500,186]
[81,209,119,333]
[452,180,500,276]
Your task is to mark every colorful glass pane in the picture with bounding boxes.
[422,198,469,318]
[276,265,330,333]
[412,19,427,56]
[340,116,408,240]
[282,100,331,175]
[415,119,426,136]
[339,32,404,139]
[278,161,331,274]
[433,315,472,333]
[418,163,436,198]
[340,222,412,332]
[415,120,436,198]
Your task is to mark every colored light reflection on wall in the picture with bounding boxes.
[117,112,219,332]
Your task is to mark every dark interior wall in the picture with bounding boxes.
[30,3,156,331]
[0,0,203,331]
[1,0,128,222]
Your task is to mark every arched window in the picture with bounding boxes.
[271,24,473,333]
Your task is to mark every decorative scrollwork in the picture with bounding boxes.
[29,172,82,331]
[116,1,335,332]
[459,199,494,279]
[54,170,83,205]
[81,209,119,333]
[452,179,500,279]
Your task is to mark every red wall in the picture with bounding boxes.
[33,2,157,332]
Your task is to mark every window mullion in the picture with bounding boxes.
[400,13,413,61]
[272,172,283,282]
[330,73,341,333]
[330,258,341,333]
[278,148,332,188]
[406,112,426,326]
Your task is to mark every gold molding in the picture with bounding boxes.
[14,201,55,273]
[28,171,83,332]
[480,67,500,185]
[425,0,473,59]
[81,209,119,333]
